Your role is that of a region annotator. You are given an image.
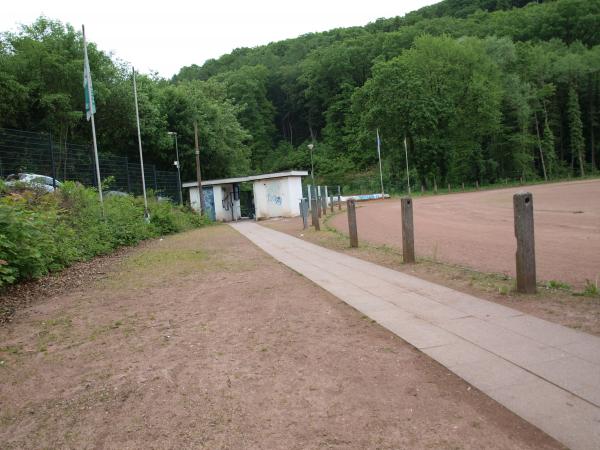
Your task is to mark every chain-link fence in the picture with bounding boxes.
[0,128,181,202]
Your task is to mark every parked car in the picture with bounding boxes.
[5,173,62,192]
[104,190,129,198]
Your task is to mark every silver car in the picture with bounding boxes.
[5,173,62,192]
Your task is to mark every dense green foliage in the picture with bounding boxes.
[0,182,206,287]
[1,0,599,189]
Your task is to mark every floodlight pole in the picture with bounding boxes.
[308,143,315,187]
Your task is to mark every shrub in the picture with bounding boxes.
[0,182,207,287]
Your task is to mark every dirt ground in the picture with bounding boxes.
[330,179,600,289]
[265,215,600,337]
[0,225,563,449]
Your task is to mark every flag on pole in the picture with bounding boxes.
[82,25,104,212]
[83,43,96,121]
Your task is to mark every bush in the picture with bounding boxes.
[0,182,208,287]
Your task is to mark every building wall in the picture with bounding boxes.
[213,184,241,222]
[188,185,240,222]
[253,176,303,219]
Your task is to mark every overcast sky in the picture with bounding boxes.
[3,0,439,78]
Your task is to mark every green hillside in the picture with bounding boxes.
[1,0,599,190]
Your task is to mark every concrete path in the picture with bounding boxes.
[231,221,600,450]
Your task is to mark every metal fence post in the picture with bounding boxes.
[48,133,56,189]
[514,192,536,293]
[125,156,132,193]
[90,144,97,188]
[347,199,358,248]
[401,197,415,263]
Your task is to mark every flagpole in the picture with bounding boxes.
[82,25,103,212]
[132,67,149,218]
[376,128,384,199]
[404,134,411,195]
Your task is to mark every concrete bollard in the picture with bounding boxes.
[311,198,320,231]
[514,192,536,293]
[347,199,358,248]
[330,194,334,213]
[300,198,308,229]
[401,197,415,263]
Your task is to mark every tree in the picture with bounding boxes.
[568,86,586,175]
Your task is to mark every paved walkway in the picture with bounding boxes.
[231,221,600,450]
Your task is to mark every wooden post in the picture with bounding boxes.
[347,199,358,248]
[462,182,465,191]
[317,186,322,218]
[330,194,334,212]
[321,186,327,216]
[337,186,342,211]
[300,198,308,229]
[475,180,479,190]
[307,184,312,215]
[514,192,536,293]
[448,183,451,193]
[194,121,205,215]
[421,184,424,194]
[401,197,415,263]
[311,198,320,231]
[434,178,438,194]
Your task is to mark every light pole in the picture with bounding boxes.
[307,143,315,187]
[167,131,183,205]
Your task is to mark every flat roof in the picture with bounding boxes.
[182,171,308,188]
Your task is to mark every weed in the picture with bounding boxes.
[575,279,599,297]
[546,280,571,290]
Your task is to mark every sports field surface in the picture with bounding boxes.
[330,179,600,288]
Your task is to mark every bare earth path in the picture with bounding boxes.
[233,222,600,450]
[0,226,562,449]
[330,179,600,288]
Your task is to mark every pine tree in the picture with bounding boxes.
[567,86,585,176]
[542,120,557,177]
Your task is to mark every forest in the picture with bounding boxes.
[1,0,599,191]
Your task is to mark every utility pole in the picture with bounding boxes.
[194,121,206,215]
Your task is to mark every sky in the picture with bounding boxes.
[3,0,439,78]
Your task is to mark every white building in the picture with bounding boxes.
[182,171,308,222]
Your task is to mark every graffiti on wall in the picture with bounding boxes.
[266,183,282,206]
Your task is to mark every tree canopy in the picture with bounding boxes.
[1,0,599,188]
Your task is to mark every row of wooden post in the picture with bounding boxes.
[302,191,537,294]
